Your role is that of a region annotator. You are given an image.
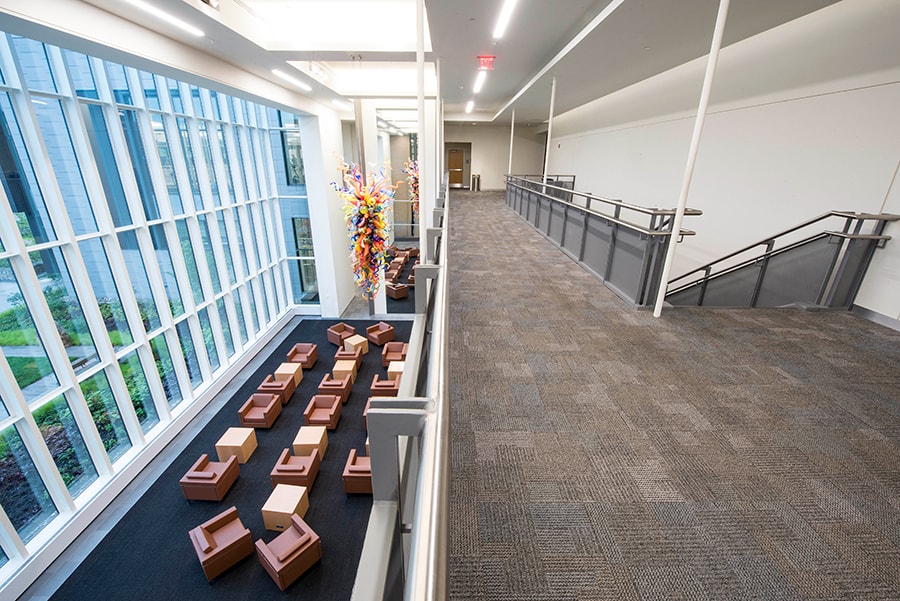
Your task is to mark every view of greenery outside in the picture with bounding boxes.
[31,395,97,495]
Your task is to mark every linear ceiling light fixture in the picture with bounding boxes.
[473,70,487,94]
[124,0,205,37]
[492,0,520,39]
[465,100,474,113]
[272,69,313,92]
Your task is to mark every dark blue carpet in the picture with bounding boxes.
[50,318,411,600]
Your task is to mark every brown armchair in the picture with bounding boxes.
[303,395,342,430]
[366,321,395,346]
[189,506,254,582]
[386,283,408,299]
[326,322,356,346]
[258,374,296,405]
[334,347,363,369]
[286,343,318,369]
[342,449,372,494]
[370,374,400,397]
[270,448,321,489]
[255,515,322,591]
[318,373,351,404]
[179,454,240,502]
[382,341,409,367]
[238,393,282,429]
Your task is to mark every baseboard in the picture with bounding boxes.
[851,306,900,332]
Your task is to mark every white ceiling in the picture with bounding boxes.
[69,0,844,127]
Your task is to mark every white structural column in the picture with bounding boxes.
[541,77,557,188]
[417,0,428,256]
[653,0,731,317]
[355,99,387,314]
[508,108,516,176]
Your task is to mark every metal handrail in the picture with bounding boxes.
[667,232,833,296]
[506,175,704,218]
[668,211,899,289]
[506,179,698,238]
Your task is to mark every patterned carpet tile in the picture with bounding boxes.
[448,191,900,600]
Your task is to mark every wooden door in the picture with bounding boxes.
[448,148,464,186]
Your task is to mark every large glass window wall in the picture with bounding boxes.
[0,29,316,579]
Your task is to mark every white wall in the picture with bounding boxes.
[444,123,545,190]
[548,0,900,321]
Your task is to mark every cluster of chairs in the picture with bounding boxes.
[386,246,419,300]
[179,320,409,591]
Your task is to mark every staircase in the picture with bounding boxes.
[666,211,899,309]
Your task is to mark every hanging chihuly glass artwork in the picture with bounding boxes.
[331,161,395,298]
[403,159,419,222]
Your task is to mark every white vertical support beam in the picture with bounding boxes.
[653,0,730,318]
[359,99,388,315]
[541,77,556,189]
[508,108,516,176]
[416,0,428,256]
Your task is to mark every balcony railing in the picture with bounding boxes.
[505,175,701,306]
[351,174,449,601]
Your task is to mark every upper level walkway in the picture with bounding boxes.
[448,190,900,600]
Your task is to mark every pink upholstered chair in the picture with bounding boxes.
[326,322,356,346]
[286,343,318,369]
[370,374,400,397]
[334,347,363,368]
[255,515,322,591]
[342,449,372,494]
[238,393,282,429]
[270,448,321,489]
[382,341,409,367]
[303,395,342,430]
[366,321,395,346]
[258,374,296,405]
[318,373,351,404]
[179,454,240,502]
[189,506,254,582]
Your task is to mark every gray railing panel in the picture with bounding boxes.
[755,237,836,307]
[548,202,566,245]
[536,197,550,230]
[695,267,758,307]
[607,227,647,301]
[582,216,612,277]
[665,283,703,306]
[562,210,584,255]
[827,239,871,307]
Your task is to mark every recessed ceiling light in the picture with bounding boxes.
[493,0,520,39]
[473,70,487,94]
[124,0,204,37]
[465,100,474,113]
[272,69,313,92]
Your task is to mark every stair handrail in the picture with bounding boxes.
[506,175,703,221]
[667,211,899,291]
